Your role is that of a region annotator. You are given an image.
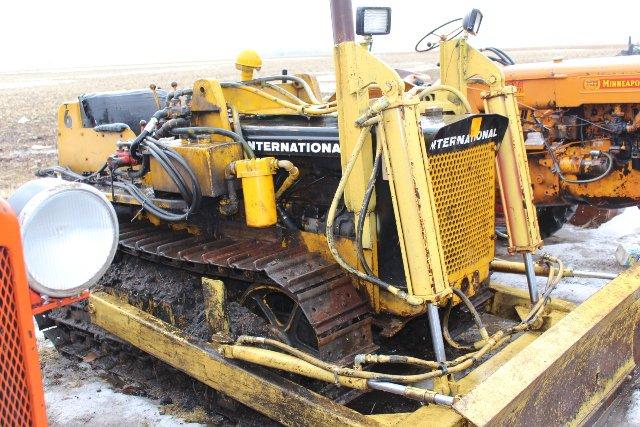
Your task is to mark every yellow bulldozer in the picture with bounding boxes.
[12,2,640,425]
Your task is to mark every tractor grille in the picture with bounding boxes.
[0,247,33,426]
[428,143,495,283]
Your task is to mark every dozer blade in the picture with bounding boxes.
[452,266,640,426]
[86,265,640,426]
[88,291,376,427]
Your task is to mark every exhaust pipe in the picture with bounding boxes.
[330,0,354,44]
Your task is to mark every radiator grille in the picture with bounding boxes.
[0,247,33,426]
[428,144,495,282]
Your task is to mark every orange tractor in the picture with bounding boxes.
[414,19,640,236]
[471,51,640,235]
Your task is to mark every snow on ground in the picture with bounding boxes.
[494,207,640,304]
[38,336,204,426]
[38,208,640,425]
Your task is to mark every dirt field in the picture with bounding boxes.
[0,44,623,197]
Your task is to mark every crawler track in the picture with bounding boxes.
[46,220,375,365]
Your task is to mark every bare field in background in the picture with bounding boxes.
[0,44,624,197]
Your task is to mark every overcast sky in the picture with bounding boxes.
[3,0,638,71]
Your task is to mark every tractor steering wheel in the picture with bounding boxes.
[415,18,463,52]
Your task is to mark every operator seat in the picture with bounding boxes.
[79,89,168,135]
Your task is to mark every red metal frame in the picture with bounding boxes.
[30,289,90,316]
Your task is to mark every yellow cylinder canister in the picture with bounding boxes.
[233,157,278,227]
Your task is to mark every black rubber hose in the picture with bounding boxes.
[36,166,186,222]
[153,118,190,138]
[481,47,515,65]
[276,204,298,231]
[37,164,107,182]
[443,299,473,350]
[115,138,202,221]
[491,47,515,65]
[130,108,172,160]
[125,154,150,179]
[112,181,188,222]
[158,144,202,213]
[355,146,383,276]
[451,287,486,332]
[485,55,508,66]
[148,137,202,211]
[442,288,488,350]
[145,138,202,213]
[166,88,194,106]
[144,139,193,203]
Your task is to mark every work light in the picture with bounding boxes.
[9,178,118,297]
[462,9,483,35]
[355,7,391,36]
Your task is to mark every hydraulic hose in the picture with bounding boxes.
[325,117,423,307]
[224,256,567,396]
[130,108,170,160]
[230,107,255,160]
[274,160,300,199]
[148,137,202,210]
[418,84,473,113]
[112,155,150,180]
[153,117,190,139]
[145,139,193,204]
[355,142,383,276]
[443,288,489,350]
[220,82,337,116]
[114,137,202,222]
[41,156,201,222]
[241,75,323,105]
[171,127,255,159]
[165,88,194,107]
[558,151,614,184]
[263,82,308,106]
[37,165,106,182]
[233,336,445,383]
[481,47,516,65]
[540,121,615,184]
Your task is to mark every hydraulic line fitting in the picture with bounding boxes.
[226,158,299,228]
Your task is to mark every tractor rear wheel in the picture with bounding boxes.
[536,205,577,238]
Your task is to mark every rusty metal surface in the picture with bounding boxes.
[330,0,355,44]
[570,205,623,228]
[117,221,377,364]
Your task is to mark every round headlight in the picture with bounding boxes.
[9,178,118,297]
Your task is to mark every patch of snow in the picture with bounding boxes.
[37,322,204,426]
[493,207,640,304]
[45,380,202,427]
[626,389,640,424]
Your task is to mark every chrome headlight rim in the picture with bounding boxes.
[16,180,119,298]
